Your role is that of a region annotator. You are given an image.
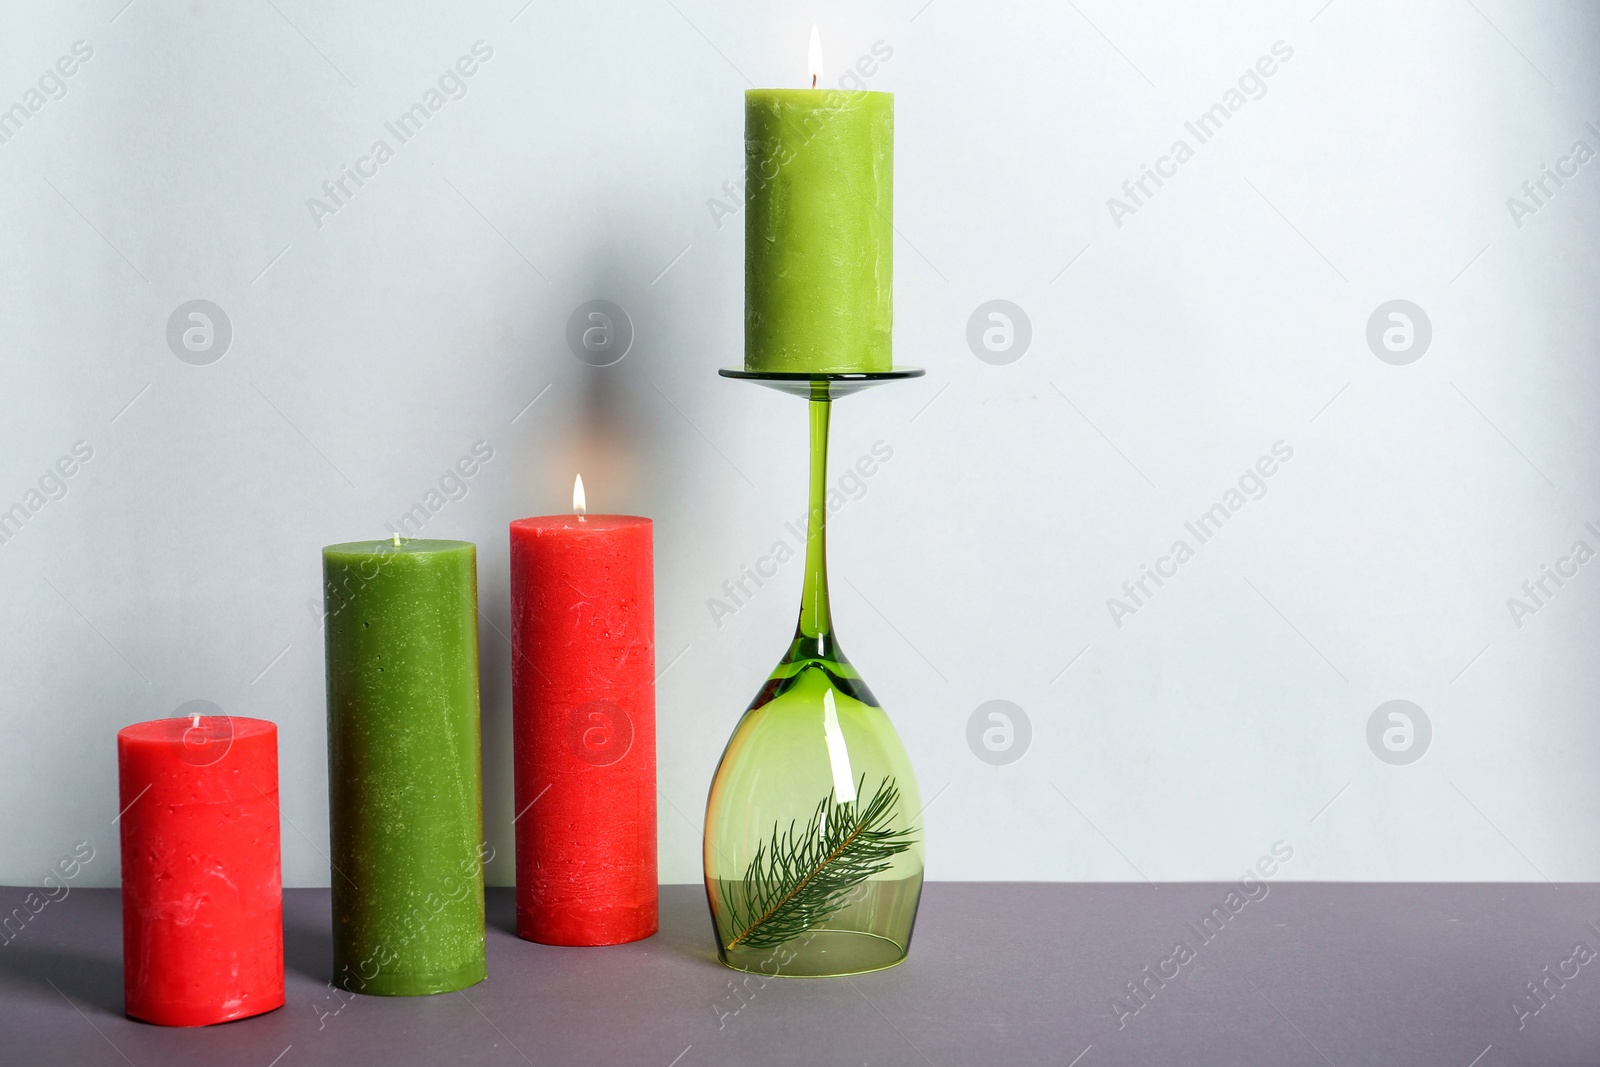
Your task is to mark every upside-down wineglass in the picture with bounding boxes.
[703,368,926,978]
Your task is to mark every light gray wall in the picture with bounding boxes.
[2,0,1597,889]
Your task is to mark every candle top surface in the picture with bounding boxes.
[746,88,892,103]
[510,515,650,534]
[323,538,476,560]
[118,715,276,745]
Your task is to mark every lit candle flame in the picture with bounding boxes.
[808,24,822,88]
[573,473,587,517]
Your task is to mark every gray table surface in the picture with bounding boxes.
[0,883,1596,1066]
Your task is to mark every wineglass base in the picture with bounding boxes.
[717,930,910,979]
[718,366,924,400]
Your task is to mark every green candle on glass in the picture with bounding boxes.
[322,537,486,996]
[744,84,893,374]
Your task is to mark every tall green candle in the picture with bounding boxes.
[745,87,893,374]
[322,538,486,996]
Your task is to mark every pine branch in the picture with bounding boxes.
[719,775,916,950]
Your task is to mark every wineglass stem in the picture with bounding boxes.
[799,391,833,639]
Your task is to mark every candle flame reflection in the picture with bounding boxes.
[821,689,856,804]
[808,24,823,88]
[573,473,587,517]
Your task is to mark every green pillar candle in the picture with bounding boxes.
[745,88,893,374]
[322,538,486,996]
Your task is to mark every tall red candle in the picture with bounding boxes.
[117,715,284,1027]
[510,497,655,946]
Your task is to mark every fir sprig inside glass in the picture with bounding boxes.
[719,775,916,950]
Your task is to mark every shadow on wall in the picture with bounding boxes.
[556,252,658,505]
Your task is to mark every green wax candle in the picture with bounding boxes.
[323,538,486,996]
[745,88,893,374]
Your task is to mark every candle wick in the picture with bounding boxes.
[192,714,200,729]
[812,73,817,88]
[392,533,401,547]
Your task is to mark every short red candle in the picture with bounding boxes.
[510,512,656,945]
[117,716,284,1027]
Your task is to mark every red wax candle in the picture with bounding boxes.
[510,502,656,945]
[117,715,284,1027]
